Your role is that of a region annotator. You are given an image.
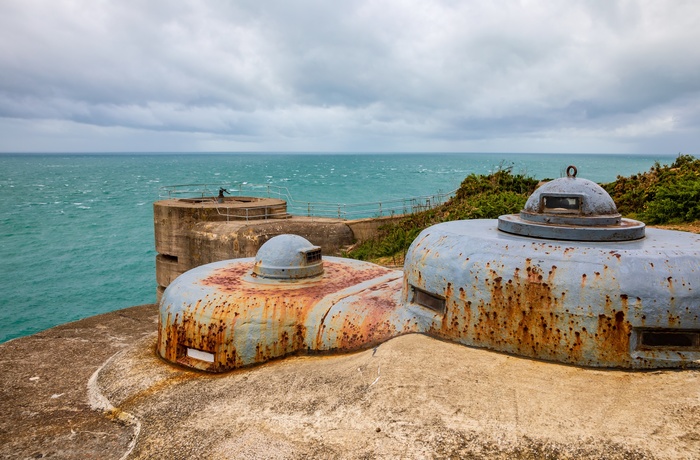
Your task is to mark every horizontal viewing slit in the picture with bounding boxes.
[412,286,445,313]
[638,330,700,349]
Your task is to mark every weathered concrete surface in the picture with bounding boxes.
[345,215,403,242]
[99,335,699,459]
[2,303,700,459]
[0,304,158,460]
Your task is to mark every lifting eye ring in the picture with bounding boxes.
[566,165,578,178]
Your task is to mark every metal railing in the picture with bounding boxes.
[214,204,291,222]
[159,183,290,200]
[159,183,456,220]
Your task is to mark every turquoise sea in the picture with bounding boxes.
[0,152,678,343]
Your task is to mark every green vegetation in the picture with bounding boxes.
[603,154,700,224]
[346,166,540,264]
[346,154,700,265]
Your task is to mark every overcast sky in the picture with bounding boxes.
[1,1,699,154]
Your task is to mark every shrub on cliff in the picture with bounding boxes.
[603,154,700,224]
[455,167,540,200]
[346,166,539,263]
[642,180,700,224]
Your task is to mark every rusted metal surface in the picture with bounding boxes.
[159,223,700,371]
[158,257,436,372]
[159,191,699,373]
[403,220,700,368]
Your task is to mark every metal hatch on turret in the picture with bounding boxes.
[497,165,646,241]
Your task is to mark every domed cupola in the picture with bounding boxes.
[497,166,645,241]
[252,234,324,280]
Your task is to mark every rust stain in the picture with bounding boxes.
[419,256,647,367]
[429,262,583,363]
[159,231,699,372]
[596,309,630,363]
[160,260,402,372]
[202,261,392,299]
[332,289,405,351]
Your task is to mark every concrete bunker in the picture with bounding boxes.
[158,167,700,371]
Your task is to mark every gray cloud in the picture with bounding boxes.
[0,0,699,153]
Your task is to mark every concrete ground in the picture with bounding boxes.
[0,304,158,460]
[1,304,699,459]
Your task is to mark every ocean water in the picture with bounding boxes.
[0,152,677,343]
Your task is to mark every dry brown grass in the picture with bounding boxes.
[651,220,700,234]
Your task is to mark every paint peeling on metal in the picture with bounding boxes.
[157,172,700,372]
[402,220,700,369]
[158,223,700,372]
[157,256,433,372]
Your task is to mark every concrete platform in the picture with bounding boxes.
[2,304,699,459]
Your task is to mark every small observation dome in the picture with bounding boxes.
[498,166,645,241]
[252,234,323,280]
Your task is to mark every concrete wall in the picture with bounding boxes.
[154,199,396,300]
[346,215,403,241]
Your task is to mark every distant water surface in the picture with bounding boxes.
[0,152,677,342]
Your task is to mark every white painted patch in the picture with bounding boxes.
[187,348,215,363]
